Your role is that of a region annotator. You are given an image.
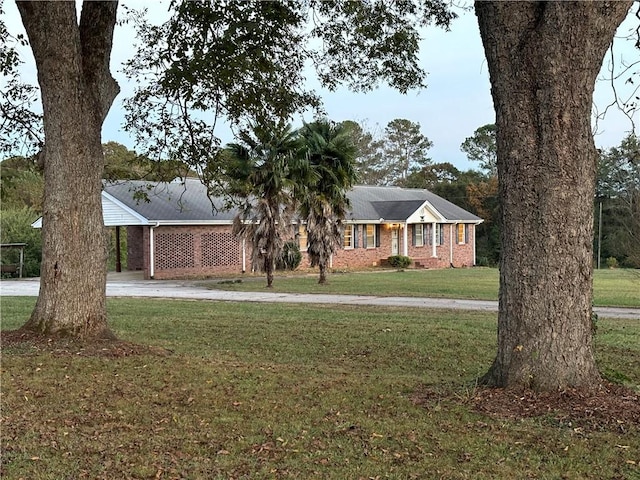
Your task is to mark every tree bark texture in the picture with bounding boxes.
[17,1,120,338]
[475,1,632,390]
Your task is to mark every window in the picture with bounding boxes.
[413,224,424,247]
[343,225,354,249]
[435,224,444,246]
[297,225,308,251]
[365,224,376,248]
[457,223,465,244]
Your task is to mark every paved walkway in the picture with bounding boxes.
[1,277,638,319]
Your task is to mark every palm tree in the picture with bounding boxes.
[298,120,358,284]
[225,123,304,288]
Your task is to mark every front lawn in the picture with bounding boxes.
[206,267,640,308]
[2,297,638,479]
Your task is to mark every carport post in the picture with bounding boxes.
[115,226,122,272]
[19,246,24,278]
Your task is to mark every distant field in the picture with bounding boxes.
[1,297,638,479]
[207,267,640,308]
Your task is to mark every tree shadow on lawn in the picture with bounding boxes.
[1,329,171,358]
[413,382,639,434]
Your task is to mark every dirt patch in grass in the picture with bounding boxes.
[1,329,171,358]
[413,382,639,433]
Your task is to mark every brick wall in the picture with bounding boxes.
[331,225,392,268]
[406,224,475,268]
[150,225,243,279]
[126,226,145,271]
[135,222,476,280]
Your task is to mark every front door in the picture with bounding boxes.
[391,228,399,255]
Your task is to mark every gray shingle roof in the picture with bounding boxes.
[104,179,239,222]
[347,185,481,222]
[104,179,481,224]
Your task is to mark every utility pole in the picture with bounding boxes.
[597,201,602,270]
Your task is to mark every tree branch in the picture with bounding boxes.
[79,0,120,123]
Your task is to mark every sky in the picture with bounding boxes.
[3,2,639,172]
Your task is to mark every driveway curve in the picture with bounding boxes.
[1,277,638,320]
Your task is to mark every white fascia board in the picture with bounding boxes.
[102,191,151,226]
[151,220,234,226]
[347,220,387,224]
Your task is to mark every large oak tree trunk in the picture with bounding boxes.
[475,1,632,390]
[17,1,119,338]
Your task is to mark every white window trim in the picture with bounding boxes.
[435,224,442,246]
[457,223,466,245]
[415,224,424,247]
[343,224,354,249]
[365,224,376,249]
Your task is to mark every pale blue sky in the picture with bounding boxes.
[4,2,638,171]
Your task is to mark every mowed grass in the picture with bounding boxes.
[2,297,639,480]
[207,267,640,308]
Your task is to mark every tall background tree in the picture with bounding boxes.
[458,124,500,266]
[476,0,633,390]
[596,134,640,268]
[341,118,433,186]
[298,119,358,284]
[382,118,433,185]
[341,120,385,186]
[460,123,497,176]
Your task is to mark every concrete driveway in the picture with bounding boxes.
[1,276,638,320]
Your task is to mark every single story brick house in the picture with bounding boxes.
[36,179,483,279]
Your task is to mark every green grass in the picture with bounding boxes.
[206,267,640,307]
[2,297,639,479]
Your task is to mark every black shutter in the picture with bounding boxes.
[375,224,381,247]
[412,225,416,246]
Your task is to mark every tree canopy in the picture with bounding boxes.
[224,123,304,288]
[460,123,497,176]
[124,1,455,192]
[297,119,358,284]
[0,7,42,157]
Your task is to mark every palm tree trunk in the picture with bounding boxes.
[265,257,274,288]
[318,263,327,284]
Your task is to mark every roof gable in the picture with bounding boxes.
[102,191,150,226]
[370,200,425,221]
